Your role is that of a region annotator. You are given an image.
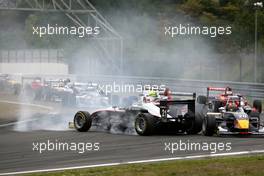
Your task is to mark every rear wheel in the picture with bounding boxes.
[249,112,260,119]
[74,111,92,132]
[135,113,156,136]
[202,115,216,136]
[187,115,203,134]
[253,100,262,113]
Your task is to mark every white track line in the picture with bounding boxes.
[0,150,264,176]
[0,100,53,110]
[0,119,37,128]
[0,100,53,128]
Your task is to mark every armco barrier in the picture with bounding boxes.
[76,75,264,99]
[17,74,264,99]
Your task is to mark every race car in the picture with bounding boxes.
[23,77,43,100]
[71,88,202,136]
[73,82,109,108]
[197,87,263,136]
[0,74,21,95]
[41,78,75,105]
[0,74,9,90]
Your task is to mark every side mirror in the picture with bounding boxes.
[197,95,207,104]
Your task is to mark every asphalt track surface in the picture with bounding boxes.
[0,100,264,174]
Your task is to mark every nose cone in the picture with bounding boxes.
[235,119,249,129]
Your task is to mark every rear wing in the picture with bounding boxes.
[205,87,234,105]
[22,76,42,81]
[207,86,231,97]
[75,82,97,85]
[160,92,196,99]
[141,89,196,102]
[159,99,195,119]
[0,74,9,78]
[207,87,226,91]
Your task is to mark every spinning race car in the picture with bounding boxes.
[71,88,202,136]
[197,87,263,136]
[73,82,109,108]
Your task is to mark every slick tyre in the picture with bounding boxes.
[74,111,92,132]
[253,100,262,114]
[187,115,203,134]
[202,115,216,136]
[135,113,156,136]
[249,112,260,119]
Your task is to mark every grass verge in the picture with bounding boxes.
[25,155,264,176]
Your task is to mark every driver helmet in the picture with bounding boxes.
[148,90,158,102]
[227,101,238,111]
[225,87,233,95]
[58,81,65,87]
[164,88,171,96]
[164,87,172,100]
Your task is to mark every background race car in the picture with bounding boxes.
[0,74,21,95]
[197,87,263,136]
[73,82,110,108]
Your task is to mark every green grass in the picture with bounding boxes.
[25,155,264,176]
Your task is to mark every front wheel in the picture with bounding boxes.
[202,115,216,136]
[253,100,262,114]
[135,113,156,136]
[74,111,92,132]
